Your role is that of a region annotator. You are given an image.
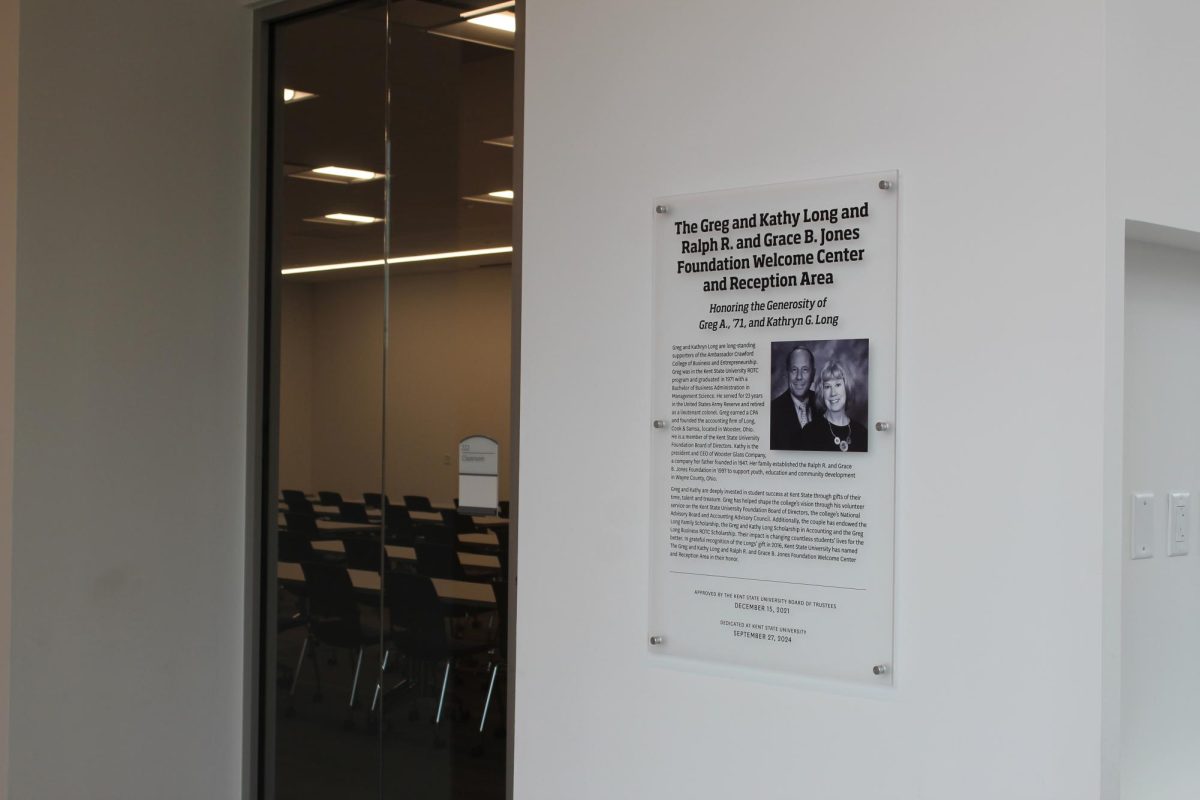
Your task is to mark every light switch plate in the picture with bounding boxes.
[1168,491,1190,557]
[1132,492,1154,559]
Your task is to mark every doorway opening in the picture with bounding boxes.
[251,2,520,798]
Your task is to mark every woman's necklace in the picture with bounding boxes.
[827,418,851,452]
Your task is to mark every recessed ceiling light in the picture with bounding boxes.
[306,213,383,226]
[463,189,514,206]
[282,88,317,104]
[287,165,384,184]
[281,246,514,275]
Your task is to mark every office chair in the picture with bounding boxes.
[414,542,465,581]
[363,492,389,509]
[403,494,433,512]
[294,562,385,727]
[342,536,383,572]
[383,505,415,545]
[338,501,371,523]
[381,573,492,734]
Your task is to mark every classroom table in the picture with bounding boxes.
[277,561,495,604]
[404,510,507,529]
[308,539,500,569]
[458,531,499,548]
[277,514,378,535]
[303,505,506,528]
[310,503,380,518]
[335,497,455,511]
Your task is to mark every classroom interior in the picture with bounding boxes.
[269,2,514,798]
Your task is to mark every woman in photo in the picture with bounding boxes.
[801,360,868,453]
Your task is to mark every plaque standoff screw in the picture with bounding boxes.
[650,635,664,646]
[875,421,891,432]
[873,664,889,676]
[653,419,667,429]
[655,204,670,214]
[878,179,893,191]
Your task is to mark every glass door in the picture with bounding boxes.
[269,2,388,798]
[381,7,513,799]
[262,2,514,798]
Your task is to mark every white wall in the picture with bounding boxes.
[10,0,250,797]
[1104,2,1200,795]
[519,2,1108,799]
[1107,0,1200,230]
[0,0,16,794]
[1121,239,1200,799]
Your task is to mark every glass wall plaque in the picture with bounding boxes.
[649,172,898,685]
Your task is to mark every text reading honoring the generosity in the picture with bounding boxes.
[675,203,872,294]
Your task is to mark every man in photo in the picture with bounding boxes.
[770,345,816,450]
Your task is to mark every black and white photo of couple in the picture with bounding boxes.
[769,338,869,453]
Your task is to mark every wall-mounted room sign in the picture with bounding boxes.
[649,172,898,685]
[458,435,499,515]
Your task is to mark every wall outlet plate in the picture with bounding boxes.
[1168,491,1190,557]
[1131,492,1155,559]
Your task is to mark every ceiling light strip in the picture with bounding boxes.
[281,246,514,275]
[311,166,382,181]
[322,213,382,224]
[460,1,515,19]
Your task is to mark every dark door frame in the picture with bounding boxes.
[244,2,522,797]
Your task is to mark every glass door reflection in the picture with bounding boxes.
[272,3,388,798]
[266,2,513,798]
[378,5,512,799]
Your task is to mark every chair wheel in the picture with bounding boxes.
[434,736,447,749]
[470,743,484,757]
[343,718,355,731]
